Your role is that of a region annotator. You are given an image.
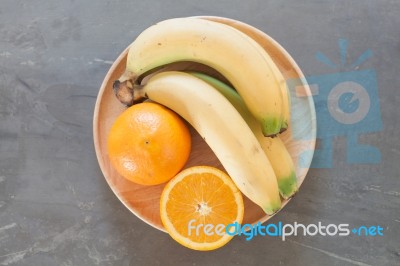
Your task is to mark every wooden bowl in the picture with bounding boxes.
[93,17,316,232]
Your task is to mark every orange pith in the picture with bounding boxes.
[107,102,191,185]
[160,166,244,251]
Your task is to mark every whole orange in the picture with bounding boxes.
[107,102,191,185]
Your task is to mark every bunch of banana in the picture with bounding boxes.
[114,17,286,136]
[113,17,298,214]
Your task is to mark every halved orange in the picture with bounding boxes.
[160,166,244,251]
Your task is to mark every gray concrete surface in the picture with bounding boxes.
[0,0,399,265]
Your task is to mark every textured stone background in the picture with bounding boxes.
[0,0,399,265]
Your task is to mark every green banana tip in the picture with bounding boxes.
[278,171,298,199]
[261,125,287,137]
[261,117,282,137]
[262,201,282,215]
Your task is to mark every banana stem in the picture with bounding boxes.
[112,79,145,106]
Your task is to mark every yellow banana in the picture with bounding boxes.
[198,16,291,130]
[114,71,281,214]
[190,72,297,198]
[115,17,285,136]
